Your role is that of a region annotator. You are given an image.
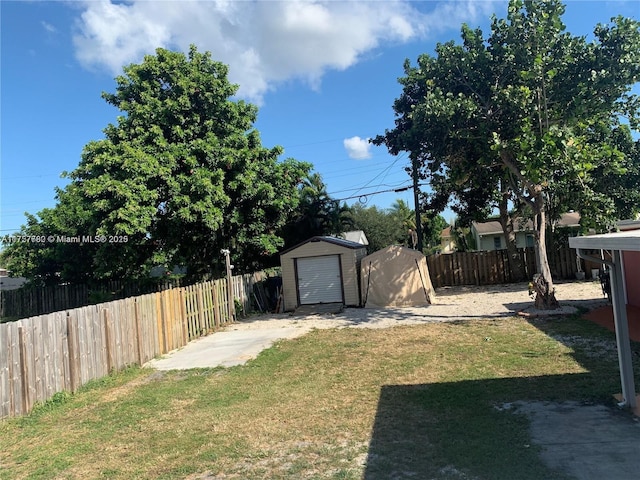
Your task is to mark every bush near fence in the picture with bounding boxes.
[426,247,606,288]
[0,272,265,420]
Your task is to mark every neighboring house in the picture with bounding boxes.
[339,230,369,247]
[0,268,27,291]
[472,212,581,251]
[440,227,456,253]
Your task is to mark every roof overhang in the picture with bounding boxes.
[569,230,640,252]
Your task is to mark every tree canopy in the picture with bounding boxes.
[2,46,310,284]
[374,0,640,308]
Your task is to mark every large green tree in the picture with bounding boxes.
[348,204,404,253]
[2,46,310,284]
[374,0,640,308]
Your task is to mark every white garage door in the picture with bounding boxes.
[296,255,343,304]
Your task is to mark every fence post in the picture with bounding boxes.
[103,309,113,374]
[212,282,221,328]
[66,313,79,393]
[196,287,205,336]
[18,326,30,415]
[160,291,169,353]
[134,299,144,366]
[179,288,188,346]
[223,250,235,322]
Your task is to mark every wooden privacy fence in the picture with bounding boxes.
[426,247,602,288]
[1,279,180,320]
[0,272,265,420]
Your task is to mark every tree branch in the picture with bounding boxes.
[499,149,538,209]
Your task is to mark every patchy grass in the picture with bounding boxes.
[1,314,636,479]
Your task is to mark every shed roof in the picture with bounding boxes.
[280,236,366,255]
[569,230,640,252]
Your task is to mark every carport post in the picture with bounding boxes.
[575,248,636,409]
[610,250,636,409]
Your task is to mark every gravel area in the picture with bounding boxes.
[227,280,609,335]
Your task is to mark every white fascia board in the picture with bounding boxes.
[569,230,640,252]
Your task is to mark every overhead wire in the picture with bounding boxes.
[348,151,409,198]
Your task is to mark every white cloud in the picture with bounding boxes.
[71,0,498,103]
[41,21,57,33]
[344,136,371,160]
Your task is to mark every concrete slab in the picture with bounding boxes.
[146,327,306,370]
[511,401,640,479]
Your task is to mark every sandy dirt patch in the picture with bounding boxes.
[227,280,608,335]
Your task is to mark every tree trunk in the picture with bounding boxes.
[531,200,559,309]
[498,191,526,282]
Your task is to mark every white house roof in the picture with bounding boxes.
[569,230,640,252]
[339,230,369,246]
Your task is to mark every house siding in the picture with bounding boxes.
[280,240,366,311]
[477,232,540,251]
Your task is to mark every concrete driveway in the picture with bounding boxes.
[146,326,308,370]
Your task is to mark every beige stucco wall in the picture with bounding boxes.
[280,240,366,311]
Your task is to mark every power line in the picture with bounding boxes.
[327,180,408,196]
[322,163,408,182]
[349,152,408,198]
[333,184,413,203]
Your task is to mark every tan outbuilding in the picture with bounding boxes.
[280,236,367,312]
[360,245,436,308]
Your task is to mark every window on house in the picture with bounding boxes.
[526,235,535,248]
[493,236,501,250]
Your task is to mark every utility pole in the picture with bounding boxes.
[412,156,424,252]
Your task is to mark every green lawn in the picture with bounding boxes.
[1,314,636,479]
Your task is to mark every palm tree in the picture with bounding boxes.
[390,199,417,247]
[281,173,353,248]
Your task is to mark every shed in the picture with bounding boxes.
[280,236,367,312]
[360,245,436,308]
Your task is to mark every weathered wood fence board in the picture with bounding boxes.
[1,271,266,420]
[427,247,599,288]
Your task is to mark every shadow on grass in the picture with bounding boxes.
[364,317,640,480]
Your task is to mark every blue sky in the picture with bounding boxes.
[1,0,638,239]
